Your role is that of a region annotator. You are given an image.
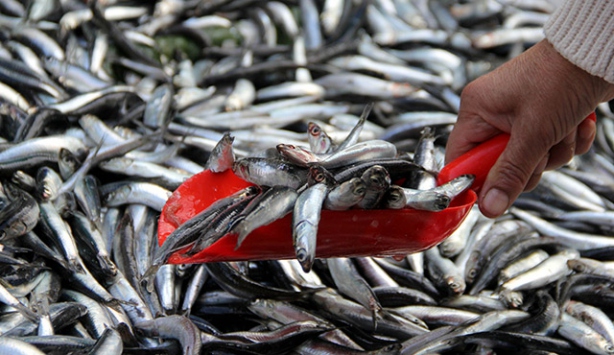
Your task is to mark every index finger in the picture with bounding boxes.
[445,114,503,165]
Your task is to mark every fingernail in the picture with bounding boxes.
[482,188,509,217]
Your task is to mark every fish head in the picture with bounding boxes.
[446,276,466,295]
[386,186,404,202]
[296,248,313,273]
[362,165,390,190]
[307,122,321,137]
[241,185,262,199]
[307,122,333,153]
[232,159,249,178]
[384,186,406,209]
[277,144,313,166]
[500,289,524,308]
[349,178,366,197]
[307,165,335,186]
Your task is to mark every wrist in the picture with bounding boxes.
[535,40,614,114]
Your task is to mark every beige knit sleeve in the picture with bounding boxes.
[544,0,614,84]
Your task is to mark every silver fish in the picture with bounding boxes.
[324,177,366,210]
[232,186,298,249]
[293,182,329,272]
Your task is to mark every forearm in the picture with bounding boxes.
[544,0,614,84]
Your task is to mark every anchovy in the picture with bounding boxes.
[293,182,329,272]
[500,249,578,296]
[180,265,209,315]
[205,262,304,300]
[145,186,261,290]
[136,315,201,355]
[558,313,614,355]
[502,290,560,335]
[0,2,612,354]
[98,157,189,190]
[464,220,534,287]
[61,290,114,339]
[88,328,123,355]
[329,55,447,86]
[323,177,366,210]
[394,305,480,327]
[37,202,82,272]
[257,82,324,101]
[0,281,38,322]
[312,288,428,340]
[328,257,382,328]
[73,175,102,227]
[144,83,174,129]
[0,135,88,171]
[511,207,614,250]
[155,264,176,314]
[202,320,333,353]
[425,247,466,296]
[102,182,172,212]
[565,300,614,346]
[469,235,561,295]
[498,249,550,285]
[69,212,116,278]
[233,158,308,189]
[0,337,45,355]
[402,187,450,211]
[381,185,406,209]
[233,186,298,249]
[0,184,39,241]
[186,189,261,256]
[307,122,336,155]
[431,174,475,200]
[318,140,398,169]
[279,144,320,167]
[568,257,614,278]
[354,165,390,209]
[42,57,110,92]
[439,207,480,258]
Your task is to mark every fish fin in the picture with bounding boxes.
[234,227,249,251]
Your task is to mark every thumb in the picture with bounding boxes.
[478,133,548,218]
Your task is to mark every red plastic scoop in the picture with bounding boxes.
[158,132,513,264]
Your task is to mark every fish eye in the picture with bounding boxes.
[355,187,366,195]
[316,173,324,182]
[297,250,307,261]
[310,126,320,135]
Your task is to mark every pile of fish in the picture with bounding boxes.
[150,112,475,279]
[0,0,613,354]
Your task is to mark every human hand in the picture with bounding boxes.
[445,40,614,218]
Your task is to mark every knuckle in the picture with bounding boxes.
[495,159,533,193]
[460,81,480,101]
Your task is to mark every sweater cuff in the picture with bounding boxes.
[544,0,614,84]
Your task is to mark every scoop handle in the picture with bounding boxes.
[437,134,509,193]
[437,112,597,192]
